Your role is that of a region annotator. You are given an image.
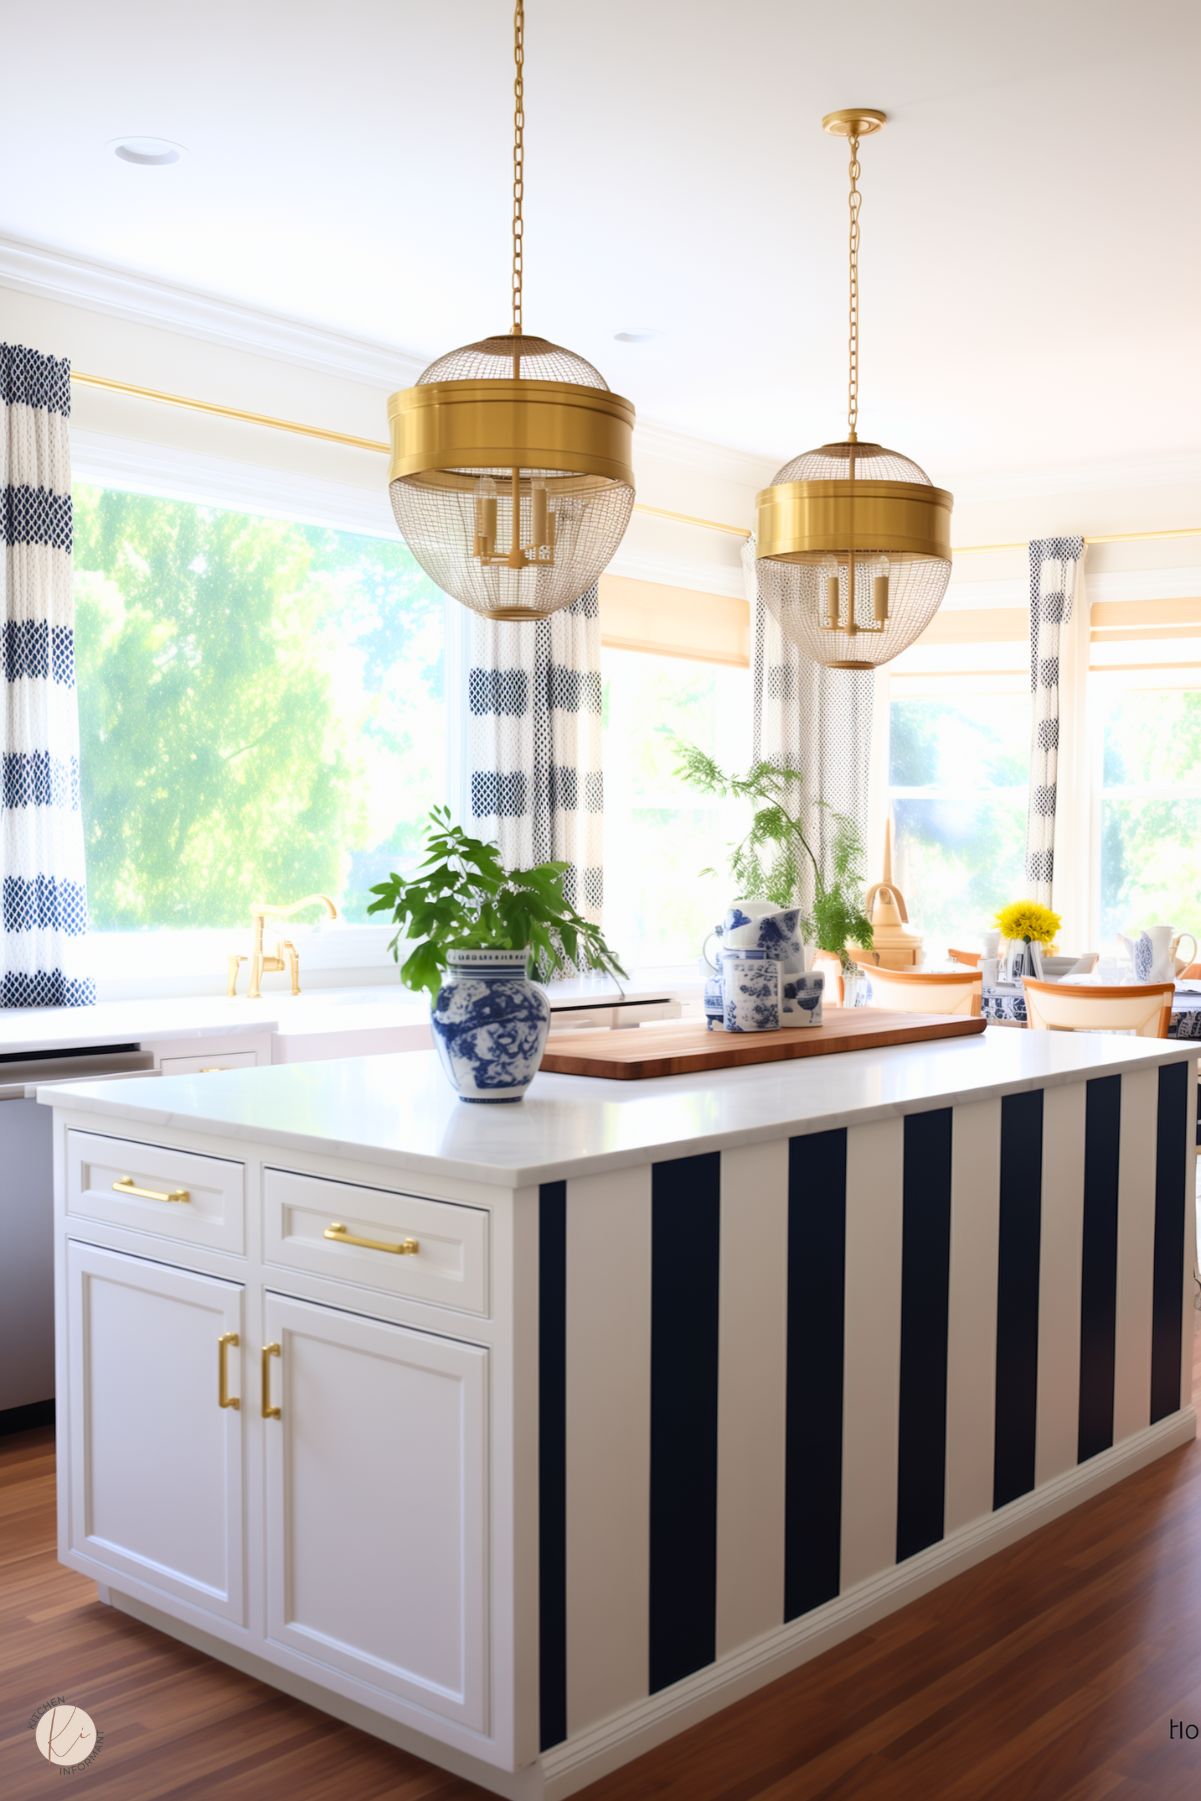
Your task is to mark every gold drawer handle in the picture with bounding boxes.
[323,1222,419,1256]
[113,1175,191,1204]
[261,1342,281,1420]
[217,1332,240,1410]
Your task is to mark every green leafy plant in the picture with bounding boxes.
[367,805,626,997]
[674,742,873,968]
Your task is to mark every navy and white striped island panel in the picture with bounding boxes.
[537,1059,1194,1750]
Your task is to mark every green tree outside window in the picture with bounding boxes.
[73,484,446,929]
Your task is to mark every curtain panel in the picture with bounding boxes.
[1,343,93,1007]
[466,585,603,973]
[1024,536,1087,937]
[745,541,874,913]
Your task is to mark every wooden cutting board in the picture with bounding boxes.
[540,1010,986,1079]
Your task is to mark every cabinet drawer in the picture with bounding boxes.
[264,1169,489,1316]
[67,1131,245,1254]
[158,1050,259,1077]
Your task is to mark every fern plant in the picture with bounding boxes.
[674,742,873,968]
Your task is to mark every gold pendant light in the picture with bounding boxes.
[756,110,952,669]
[387,2,636,621]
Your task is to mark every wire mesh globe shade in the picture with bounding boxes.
[387,334,636,622]
[755,440,953,670]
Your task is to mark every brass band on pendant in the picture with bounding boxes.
[387,378,636,487]
[756,478,954,563]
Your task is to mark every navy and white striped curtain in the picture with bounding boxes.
[1024,535,1087,921]
[466,586,603,971]
[1,344,93,1007]
[744,541,874,913]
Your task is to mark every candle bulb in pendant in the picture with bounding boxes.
[873,571,890,624]
[823,571,840,629]
[474,477,497,557]
[532,481,549,551]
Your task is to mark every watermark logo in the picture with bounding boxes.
[29,1698,103,1772]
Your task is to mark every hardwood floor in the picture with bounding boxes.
[3,1324,1201,1800]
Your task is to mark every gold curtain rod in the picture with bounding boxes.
[71,371,1201,556]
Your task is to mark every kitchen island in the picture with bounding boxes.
[41,1030,1197,1799]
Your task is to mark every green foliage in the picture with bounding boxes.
[810,812,874,967]
[73,484,445,929]
[367,807,627,997]
[673,741,873,964]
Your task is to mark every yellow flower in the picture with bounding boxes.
[995,900,1062,945]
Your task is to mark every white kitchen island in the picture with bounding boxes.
[41,1030,1198,1798]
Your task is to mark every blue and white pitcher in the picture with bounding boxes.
[703,900,815,1022]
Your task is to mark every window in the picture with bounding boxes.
[601,647,751,966]
[1093,678,1201,943]
[74,483,446,932]
[887,681,1030,949]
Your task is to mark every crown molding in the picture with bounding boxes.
[0,233,426,390]
[633,420,777,493]
[951,447,1201,502]
[0,232,783,500]
[9,235,1196,515]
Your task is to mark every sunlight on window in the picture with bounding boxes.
[1097,686,1201,942]
[601,649,751,967]
[888,691,1029,949]
[73,484,446,929]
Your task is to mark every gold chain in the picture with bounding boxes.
[512,0,525,335]
[847,133,861,440]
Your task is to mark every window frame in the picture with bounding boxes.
[72,436,460,995]
[599,641,753,974]
[1086,663,1201,948]
[882,648,1201,957]
[880,668,1030,948]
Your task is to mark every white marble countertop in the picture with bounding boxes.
[37,1028,1196,1188]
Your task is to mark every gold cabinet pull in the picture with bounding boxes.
[113,1175,190,1204]
[261,1342,281,1420]
[217,1332,240,1410]
[323,1221,419,1256]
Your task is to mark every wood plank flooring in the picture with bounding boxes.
[2,1325,1200,1800]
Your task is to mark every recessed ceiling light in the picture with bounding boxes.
[110,137,185,167]
[613,329,663,344]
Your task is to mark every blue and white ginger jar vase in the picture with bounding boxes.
[430,949,551,1103]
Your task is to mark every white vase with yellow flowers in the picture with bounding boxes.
[995,901,1062,982]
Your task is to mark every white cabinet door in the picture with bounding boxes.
[263,1294,488,1733]
[64,1242,245,1624]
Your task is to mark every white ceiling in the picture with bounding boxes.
[2,0,1198,481]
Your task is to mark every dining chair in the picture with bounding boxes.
[947,948,981,968]
[866,967,984,1016]
[1021,979,1174,1038]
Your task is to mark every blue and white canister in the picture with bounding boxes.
[750,906,815,1019]
[430,949,551,1102]
[721,948,781,1033]
[788,969,825,1026]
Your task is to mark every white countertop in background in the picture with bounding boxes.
[0,973,678,1057]
[38,1028,1196,1188]
[0,994,280,1055]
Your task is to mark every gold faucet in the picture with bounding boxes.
[228,895,338,998]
